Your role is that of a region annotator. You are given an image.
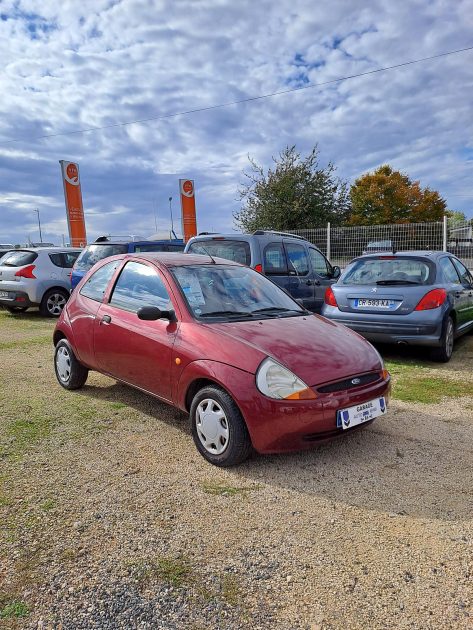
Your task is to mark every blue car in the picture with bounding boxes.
[322,251,473,362]
[71,236,184,290]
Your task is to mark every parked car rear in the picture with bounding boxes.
[322,251,473,361]
[71,237,185,289]
[0,248,81,316]
[185,231,340,312]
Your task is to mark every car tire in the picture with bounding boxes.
[431,315,454,363]
[190,385,252,467]
[40,288,69,317]
[54,339,88,390]
[6,306,28,313]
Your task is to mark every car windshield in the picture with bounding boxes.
[342,257,434,285]
[187,240,251,265]
[172,264,305,320]
[74,244,127,271]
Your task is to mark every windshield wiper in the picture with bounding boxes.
[376,280,422,285]
[251,307,304,315]
[199,310,254,318]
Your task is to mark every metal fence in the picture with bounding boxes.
[290,217,473,270]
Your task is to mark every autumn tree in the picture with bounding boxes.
[234,145,350,232]
[349,165,447,225]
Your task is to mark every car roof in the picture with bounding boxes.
[121,252,242,267]
[357,250,445,260]
[87,240,182,246]
[188,231,309,243]
[12,247,82,253]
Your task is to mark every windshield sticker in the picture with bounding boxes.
[180,273,206,305]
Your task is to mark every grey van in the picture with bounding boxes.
[184,231,340,312]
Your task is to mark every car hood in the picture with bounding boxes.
[204,314,382,386]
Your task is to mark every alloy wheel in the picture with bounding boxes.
[47,293,67,316]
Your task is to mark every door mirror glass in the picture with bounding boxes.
[332,266,341,279]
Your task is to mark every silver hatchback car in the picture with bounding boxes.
[322,251,473,362]
[0,247,81,317]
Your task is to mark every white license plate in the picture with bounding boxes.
[355,298,395,309]
[0,291,9,298]
[337,396,387,430]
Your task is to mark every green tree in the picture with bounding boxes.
[349,165,447,225]
[234,145,350,232]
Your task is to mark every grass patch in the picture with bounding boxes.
[128,555,192,588]
[110,401,127,410]
[386,359,473,404]
[0,600,29,619]
[40,498,56,511]
[0,335,52,351]
[201,482,259,497]
[221,574,240,606]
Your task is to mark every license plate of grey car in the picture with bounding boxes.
[355,298,396,309]
[0,291,9,298]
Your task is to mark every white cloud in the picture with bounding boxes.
[0,0,472,245]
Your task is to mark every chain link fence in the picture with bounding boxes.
[290,217,473,270]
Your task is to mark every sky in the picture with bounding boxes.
[0,0,472,245]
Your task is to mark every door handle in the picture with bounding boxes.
[100,315,112,325]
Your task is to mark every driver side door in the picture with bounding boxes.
[93,260,179,402]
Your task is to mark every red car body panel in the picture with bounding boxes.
[55,253,391,455]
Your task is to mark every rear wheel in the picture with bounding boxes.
[431,316,454,363]
[190,385,252,467]
[6,306,28,313]
[40,288,69,317]
[54,339,88,390]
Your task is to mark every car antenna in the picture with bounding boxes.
[200,246,216,264]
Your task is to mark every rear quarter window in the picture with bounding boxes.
[0,250,38,267]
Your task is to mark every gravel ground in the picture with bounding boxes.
[1,312,472,629]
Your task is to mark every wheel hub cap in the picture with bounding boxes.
[196,399,229,455]
[56,346,71,382]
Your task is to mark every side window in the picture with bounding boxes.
[451,258,473,286]
[62,252,80,268]
[263,243,287,274]
[309,248,330,278]
[80,261,120,302]
[49,253,63,267]
[109,261,172,313]
[285,243,309,276]
[439,257,461,284]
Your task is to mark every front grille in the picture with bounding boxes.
[317,371,380,393]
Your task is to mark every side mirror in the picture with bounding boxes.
[137,306,175,321]
[332,266,341,279]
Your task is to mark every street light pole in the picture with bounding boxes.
[169,196,177,239]
[33,208,43,243]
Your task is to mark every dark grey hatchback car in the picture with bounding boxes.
[322,251,473,362]
[185,231,340,313]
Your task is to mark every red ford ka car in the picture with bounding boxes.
[53,253,391,466]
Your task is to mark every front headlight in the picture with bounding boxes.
[256,358,317,400]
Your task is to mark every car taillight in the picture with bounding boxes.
[15,264,36,279]
[254,264,263,273]
[324,286,338,307]
[414,288,447,311]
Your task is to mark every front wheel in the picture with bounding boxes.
[40,288,69,317]
[190,385,252,467]
[54,339,88,390]
[431,316,454,363]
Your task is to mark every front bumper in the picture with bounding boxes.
[234,371,391,454]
